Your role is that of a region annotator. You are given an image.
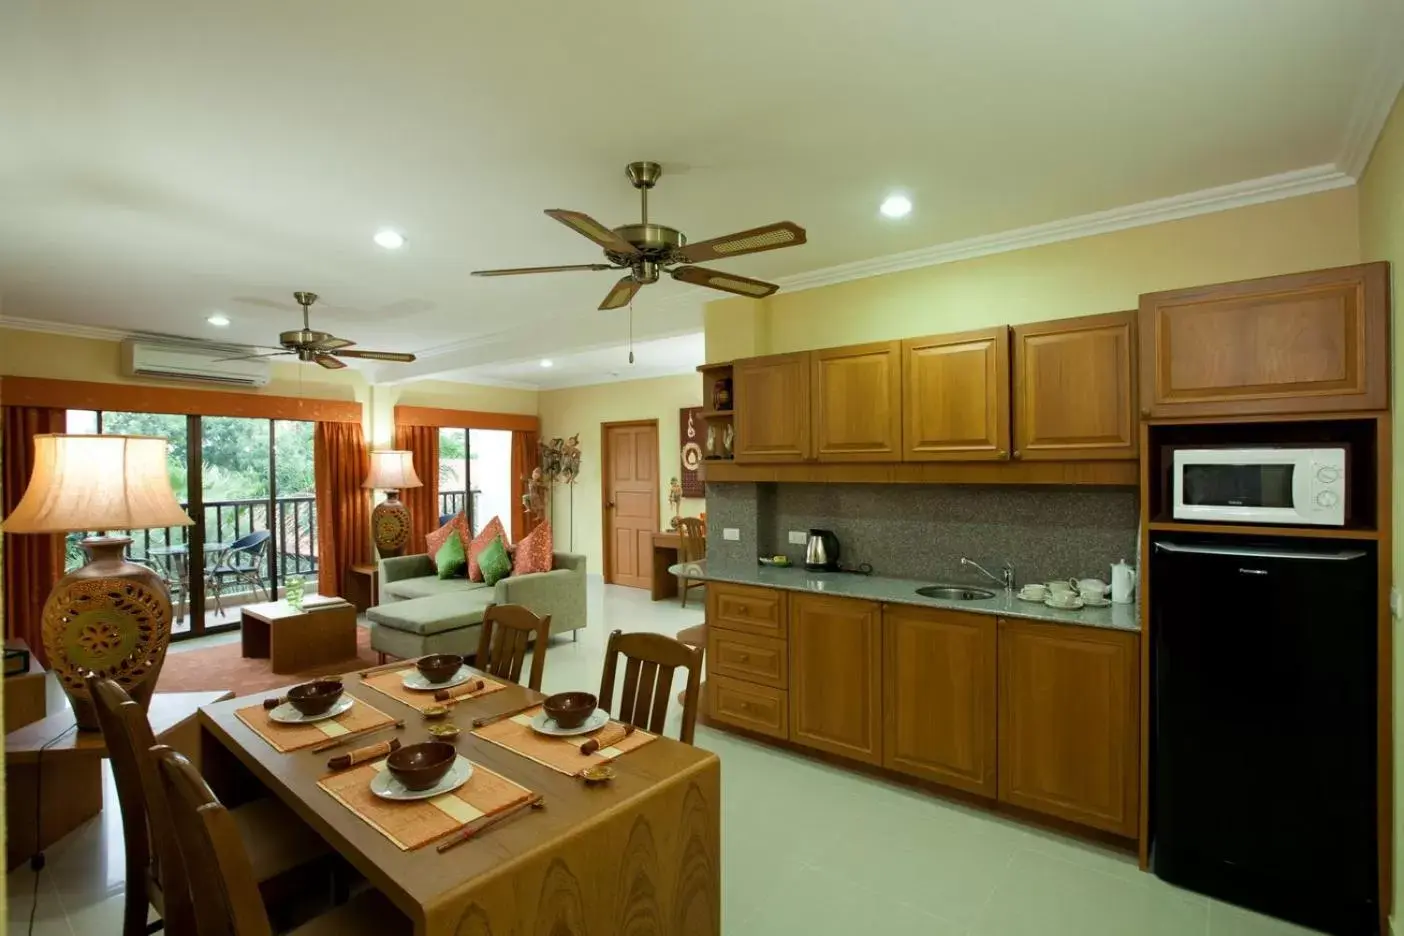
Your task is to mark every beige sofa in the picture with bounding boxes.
[367,552,586,661]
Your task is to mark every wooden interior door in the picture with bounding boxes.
[788,594,883,765]
[901,327,1010,460]
[603,421,658,589]
[1012,311,1136,460]
[811,341,903,461]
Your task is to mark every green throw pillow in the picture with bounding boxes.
[478,535,512,586]
[435,531,467,579]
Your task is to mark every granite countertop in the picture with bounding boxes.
[669,560,1140,632]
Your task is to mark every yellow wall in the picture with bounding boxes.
[537,374,705,574]
[1359,85,1404,926]
[704,187,1361,359]
[368,379,539,447]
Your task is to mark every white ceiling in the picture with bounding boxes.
[1,0,1402,386]
[432,333,707,391]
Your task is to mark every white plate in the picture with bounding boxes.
[530,708,610,737]
[1016,592,1047,603]
[1044,596,1085,611]
[268,693,354,725]
[370,755,473,802]
[1081,596,1112,607]
[401,666,474,691]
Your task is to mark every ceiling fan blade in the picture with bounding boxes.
[333,349,417,363]
[313,353,347,370]
[210,350,293,363]
[670,266,780,299]
[311,336,355,352]
[544,210,641,259]
[599,275,642,311]
[676,221,806,263]
[471,263,619,277]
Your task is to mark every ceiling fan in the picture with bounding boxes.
[221,292,417,369]
[471,161,808,310]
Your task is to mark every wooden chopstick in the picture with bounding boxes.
[310,719,406,754]
[358,657,417,678]
[436,794,544,853]
[470,702,540,729]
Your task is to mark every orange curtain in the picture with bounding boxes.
[511,429,541,541]
[314,421,371,598]
[3,406,67,664]
[393,423,439,552]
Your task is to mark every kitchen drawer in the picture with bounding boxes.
[707,628,787,689]
[709,675,789,740]
[708,583,787,639]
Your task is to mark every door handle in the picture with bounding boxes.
[607,501,615,509]
[1239,568,1268,576]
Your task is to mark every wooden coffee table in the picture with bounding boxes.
[241,599,358,674]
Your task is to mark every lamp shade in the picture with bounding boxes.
[2,434,192,534]
[363,450,423,490]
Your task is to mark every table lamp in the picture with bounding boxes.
[363,450,423,558]
[2,434,192,730]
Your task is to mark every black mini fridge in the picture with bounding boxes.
[1151,537,1378,934]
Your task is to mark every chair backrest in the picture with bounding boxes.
[475,603,550,691]
[677,517,706,562]
[154,745,273,936]
[229,529,272,553]
[86,675,196,936]
[598,630,703,744]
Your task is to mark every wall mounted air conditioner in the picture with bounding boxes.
[121,339,272,388]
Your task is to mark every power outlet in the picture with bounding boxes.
[788,530,808,545]
[723,528,741,542]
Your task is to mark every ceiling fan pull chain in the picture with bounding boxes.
[628,298,635,364]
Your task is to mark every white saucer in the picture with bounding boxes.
[1016,592,1047,603]
[1044,596,1085,611]
[370,755,473,801]
[1081,596,1112,607]
[268,693,354,724]
[401,666,474,691]
[530,708,610,737]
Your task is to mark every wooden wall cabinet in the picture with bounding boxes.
[997,618,1139,836]
[811,341,903,461]
[1138,262,1390,419]
[733,352,812,462]
[1013,311,1136,460]
[883,606,997,797]
[902,327,1011,461]
[789,594,883,765]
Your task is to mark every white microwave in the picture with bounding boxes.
[1172,447,1348,527]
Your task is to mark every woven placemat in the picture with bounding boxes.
[319,758,532,850]
[234,698,396,753]
[471,706,656,776]
[360,666,508,713]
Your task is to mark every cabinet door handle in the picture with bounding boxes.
[736,605,747,615]
[997,449,1008,459]
[737,653,750,663]
[1012,449,1022,460]
[1140,406,1151,418]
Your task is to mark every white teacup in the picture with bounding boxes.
[1046,581,1075,596]
[1079,588,1104,602]
[1019,584,1048,600]
[1074,578,1109,597]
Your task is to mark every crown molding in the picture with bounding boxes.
[1338,2,1404,179]
[774,164,1354,295]
[0,314,133,342]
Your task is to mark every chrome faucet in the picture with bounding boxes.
[960,556,1015,591]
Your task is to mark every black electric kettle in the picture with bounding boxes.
[804,529,840,572]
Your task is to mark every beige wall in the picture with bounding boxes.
[704,187,1361,359]
[1359,86,1404,925]
[537,374,705,575]
[367,380,540,447]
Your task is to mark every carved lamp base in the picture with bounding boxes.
[372,490,412,559]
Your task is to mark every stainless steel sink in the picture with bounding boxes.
[915,585,997,601]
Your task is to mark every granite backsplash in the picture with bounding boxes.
[705,481,1138,586]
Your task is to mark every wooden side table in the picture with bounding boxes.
[3,639,48,735]
[345,563,380,612]
[241,599,358,674]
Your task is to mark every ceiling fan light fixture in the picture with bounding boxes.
[880,194,913,218]
[373,229,406,250]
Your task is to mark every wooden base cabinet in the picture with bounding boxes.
[883,606,997,797]
[789,594,883,765]
[997,619,1139,836]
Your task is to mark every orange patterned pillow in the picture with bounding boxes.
[467,515,507,582]
[425,513,468,571]
[512,521,554,576]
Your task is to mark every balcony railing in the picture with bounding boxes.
[438,489,480,532]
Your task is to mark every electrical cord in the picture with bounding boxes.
[29,722,79,936]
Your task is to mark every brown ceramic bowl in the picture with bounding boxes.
[416,654,463,685]
[286,680,344,717]
[386,741,457,791]
[543,691,598,730]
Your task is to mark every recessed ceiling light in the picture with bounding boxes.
[373,229,406,249]
[879,194,912,219]
[206,313,230,327]
[540,359,553,368]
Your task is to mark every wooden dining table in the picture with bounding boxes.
[198,667,720,935]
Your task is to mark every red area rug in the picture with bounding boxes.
[155,625,379,697]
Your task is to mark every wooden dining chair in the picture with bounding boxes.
[474,603,550,691]
[676,517,707,608]
[153,746,410,936]
[86,676,330,936]
[599,629,704,744]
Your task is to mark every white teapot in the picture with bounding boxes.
[1111,560,1136,604]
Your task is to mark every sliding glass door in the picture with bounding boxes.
[437,427,513,538]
